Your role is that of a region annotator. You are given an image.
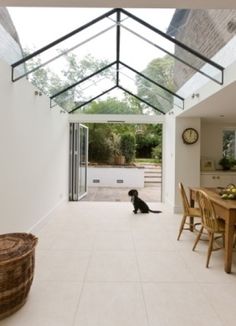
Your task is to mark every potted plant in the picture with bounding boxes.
[219,156,236,170]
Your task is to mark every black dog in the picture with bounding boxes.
[128,189,162,214]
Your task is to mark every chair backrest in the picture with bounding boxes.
[196,190,220,232]
[178,182,190,215]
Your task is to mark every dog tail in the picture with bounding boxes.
[148,209,162,214]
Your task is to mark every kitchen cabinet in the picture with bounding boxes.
[200,171,236,187]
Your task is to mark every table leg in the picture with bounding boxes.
[189,189,195,232]
[224,215,235,273]
[189,217,194,232]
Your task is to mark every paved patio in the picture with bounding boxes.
[80,185,162,202]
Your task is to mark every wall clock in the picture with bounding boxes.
[182,128,199,145]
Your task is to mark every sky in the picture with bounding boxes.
[8,7,174,47]
[8,7,175,71]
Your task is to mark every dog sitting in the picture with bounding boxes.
[128,189,162,214]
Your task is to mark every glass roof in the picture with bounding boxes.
[11,8,224,115]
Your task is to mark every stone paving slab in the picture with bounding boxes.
[81,186,161,202]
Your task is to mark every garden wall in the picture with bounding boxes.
[88,166,144,188]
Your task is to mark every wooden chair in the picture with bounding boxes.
[177,182,202,240]
[192,190,226,268]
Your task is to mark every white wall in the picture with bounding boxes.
[164,115,201,212]
[175,118,201,197]
[163,113,176,208]
[201,120,236,169]
[0,59,69,233]
[0,24,23,65]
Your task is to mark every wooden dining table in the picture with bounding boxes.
[189,187,236,273]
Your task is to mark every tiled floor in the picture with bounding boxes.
[2,201,236,326]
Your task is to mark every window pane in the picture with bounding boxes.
[223,130,236,158]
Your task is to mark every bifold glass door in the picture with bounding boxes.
[69,123,88,201]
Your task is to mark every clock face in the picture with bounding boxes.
[182,128,199,144]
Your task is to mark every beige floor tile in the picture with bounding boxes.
[92,215,132,232]
[86,251,139,282]
[50,230,96,251]
[1,281,82,326]
[201,283,236,326]
[132,230,176,251]
[143,283,223,326]
[74,283,148,326]
[137,251,195,282]
[129,212,164,231]
[94,231,134,251]
[35,250,91,282]
[36,231,57,250]
[180,244,236,283]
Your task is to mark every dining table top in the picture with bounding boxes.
[190,187,236,209]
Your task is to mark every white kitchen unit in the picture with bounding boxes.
[200,171,236,187]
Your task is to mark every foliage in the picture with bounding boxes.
[223,130,235,158]
[87,123,136,164]
[136,55,174,114]
[151,145,162,163]
[219,156,236,170]
[111,133,121,156]
[87,123,162,164]
[24,48,110,112]
[120,132,136,163]
[82,97,142,115]
[87,124,114,163]
[135,124,162,159]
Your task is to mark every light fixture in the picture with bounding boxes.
[227,20,236,33]
[191,93,199,99]
[34,90,42,96]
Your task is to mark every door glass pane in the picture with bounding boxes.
[78,125,88,198]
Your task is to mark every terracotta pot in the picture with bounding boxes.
[114,155,125,165]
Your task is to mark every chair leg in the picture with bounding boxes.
[206,232,214,268]
[177,215,187,240]
[192,226,204,251]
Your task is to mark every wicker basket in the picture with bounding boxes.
[0,233,38,320]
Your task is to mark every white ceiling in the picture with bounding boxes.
[179,81,236,123]
[1,0,236,9]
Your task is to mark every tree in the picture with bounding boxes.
[87,124,114,163]
[24,47,165,163]
[24,49,110,112]
[120,132,136,163]
[135,124,162,159]
[136,55,174,114]
[82,97,142,115]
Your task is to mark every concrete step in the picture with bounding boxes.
[143,166,162,186]
[144,182,161,187]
